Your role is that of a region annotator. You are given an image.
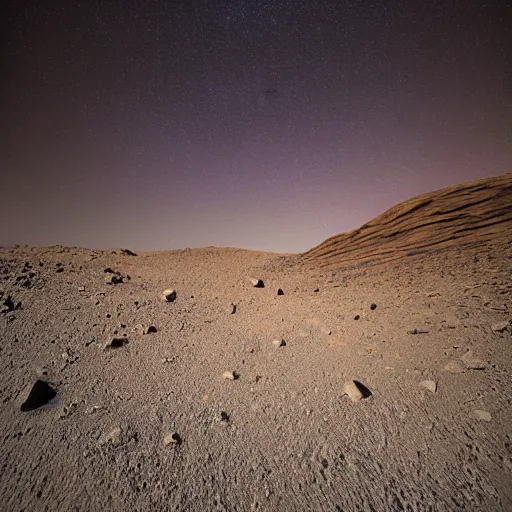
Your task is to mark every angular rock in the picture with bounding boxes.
[343,380,371,402]
[107,275,123,284]
[272,338,286,348]
[461,349,486,370]
[491,320,510,333]
[222,371,238,381]
[420,380,437,393]
[250,278,264,288]
[162,289,177,302]
[146,326,157,334]
[20,380,57,411]
[164,432,182,446]
[104,337,129,349]
[473,410,491,422]
[444,360,465,374]
[277,288,284,295]
[370,303,377,310]
[230,304,237,314]
[101,427,122,446]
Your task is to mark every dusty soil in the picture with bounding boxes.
[0,239,510,511]
[1,174,511,511]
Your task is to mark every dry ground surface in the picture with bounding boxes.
[1,175,511,511]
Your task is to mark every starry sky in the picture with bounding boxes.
[2,0,510,253]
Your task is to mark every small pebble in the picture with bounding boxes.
[420,380,437,393]
[272,338,286,348]
[162,289,177,302]
[222,371,237,381]
[370,303,377,310]
[473,410,491,422]
[163,432,182,446]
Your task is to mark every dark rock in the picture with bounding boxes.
[354,315,360,320]
[146,326,157,334]
[105,337,129,349]
[20,380,57,411]
[120,249,137,256]
[250,278,264,288]
[370,303,377,310]
[277,288,284,295]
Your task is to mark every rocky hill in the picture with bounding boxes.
[302,172,512,270]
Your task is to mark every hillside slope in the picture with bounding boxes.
[302,172,512,270]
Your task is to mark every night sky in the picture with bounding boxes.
[2,1,510,253]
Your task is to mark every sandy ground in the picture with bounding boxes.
[0,239,511,511]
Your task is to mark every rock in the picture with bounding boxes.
[120,249,137,256]
[343,380,371,402]
[461,349,486,370]
[407,328,430,334]
[354,315,360,320]
[444,360,465,374]
[277,288,284,295]
[220,411,230,423]
[320,326,331,335]
[1,295,21,314]
[491,320,510,333]
[146,326,157,334]
[107,275,123,284]
[313,288,320,292]
[420,380,437,393]
[132,324,145,335]
[272,338,286,348]
[104,337,129,349]
[162,289,177,302]
[101,427,122,446]
[78,286,85,292]
[20,380,57,411]
[163,432,182,446]
[230,304,237,314]
[370,303,377,310]
[222,371,238,381]
[473,410,491,422]
[250,278,264,288]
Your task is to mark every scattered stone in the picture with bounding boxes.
[343,380,371,402]
[20,380,57,411]
[146,326,157,334]
[313,288,319,292]
[132,324,145,335]
[1,295,21,314]
[461,349,486,370]
[420,380,437,393]
[444,360,465,374]
[407,328,430,334]
[101,427,122,446]
[78,286,85,292]
[370,303,377,310]
[250,278,264,288]
[57,400,79,419]
[107,275,123,285]
[104,268,118,274]
[354,315,360,320]
[277,288,284,295]
[120,248,137,256]
[320,326,331,335]
[222,371,238,381]
[473,410,491,422]
[104,337,129,350]
[230,304,237,314]
[491,320,510,333]
[220,411,230,423]
[272,338,286,348]
[163,432,182,446]
[162,289,177,302]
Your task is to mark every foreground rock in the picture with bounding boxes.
[162,289,177,302]
[20,380,57,411]
[343,380,371,402]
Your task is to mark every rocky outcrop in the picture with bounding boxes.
[302,173,512,270]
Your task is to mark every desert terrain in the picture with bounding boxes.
[1,173,511,511]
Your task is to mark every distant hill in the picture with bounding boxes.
[302,172,512,270]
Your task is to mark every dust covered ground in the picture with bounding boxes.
[1,240,511,511]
